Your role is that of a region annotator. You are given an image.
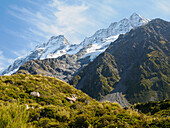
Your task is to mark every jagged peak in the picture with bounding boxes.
[47,35,69,46]
[120,18,129,22]
[34,35,69,50]
[80,13,149,47]
[129,13,150,28]
[108,13,149,30]
[1,13,150,76]
[130,12,141,18]
[108,22,118,29]
[49,35,65,41]
[129,13,145,22]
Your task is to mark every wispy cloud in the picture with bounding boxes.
[8,0,94,44]
[152,0,170,13]
[7,0,119,45]
[2,0,169,72]
[6,0,170,53]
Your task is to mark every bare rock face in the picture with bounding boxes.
[100,92,130,107]
[30,92,40,97]
[66,95,77,103]
[16,54,90,82]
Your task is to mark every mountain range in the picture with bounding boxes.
[1,13,169,106]
[71,18,170,103]
[1,13,149,79]
[0,10,170,127]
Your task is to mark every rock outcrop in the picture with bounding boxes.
[30,92,40,97]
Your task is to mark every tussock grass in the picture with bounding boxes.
[0,102,34,128]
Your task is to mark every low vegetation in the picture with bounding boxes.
[134,100,170,116]
[0,74,169,127]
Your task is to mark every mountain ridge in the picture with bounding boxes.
[71,18,170,103]
[1,13,149,76]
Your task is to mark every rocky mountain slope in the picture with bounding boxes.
[16,54,89,82]
[70,52,120,99]
[0,74,169,127]
[1,13,149,78]
[71,18,170,104]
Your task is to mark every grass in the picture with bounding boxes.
[0,74,169,127]
[0,102,34,128]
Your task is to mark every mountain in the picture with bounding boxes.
[16,54,88,82]
[70,52,120,99]
[71,18,170,104]
[0,74,169,127]
[1,35,71,75]
[1,13,149,77]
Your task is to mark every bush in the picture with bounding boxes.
[0,103,33,128]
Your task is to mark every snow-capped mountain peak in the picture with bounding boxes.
[1,35,71,75]
[35,35,69,50]
[81,13,150,48]
[1,13,150,76]
[129,13,150,27]
[78,13,150,61]
[34,35,70,59]
[47,35,69,46]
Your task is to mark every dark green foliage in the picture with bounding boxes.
[70,52,120,100]
[71,18,170,103]
[0,74,169,127]
[134,100,170,115]
[107,19,170,103]
[125,50,170,103]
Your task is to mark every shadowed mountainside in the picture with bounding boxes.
[71,18,170,104]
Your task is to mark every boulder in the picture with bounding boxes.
[30,91,40,97]
[66,96,77,103]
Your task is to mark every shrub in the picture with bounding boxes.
[0,102,33,128]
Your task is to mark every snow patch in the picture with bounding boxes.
[1,13,150,75]
[4,68,19,76]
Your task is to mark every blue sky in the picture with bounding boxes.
[0,0,170,72]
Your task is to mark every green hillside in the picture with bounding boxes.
[0,74,169,127]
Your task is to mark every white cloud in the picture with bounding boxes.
[8,0,119,45]
[7,0,170,47]
[2,0,169,74]
[8,0,93,44]
[152,0,170,13]
[54,3,89,33]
